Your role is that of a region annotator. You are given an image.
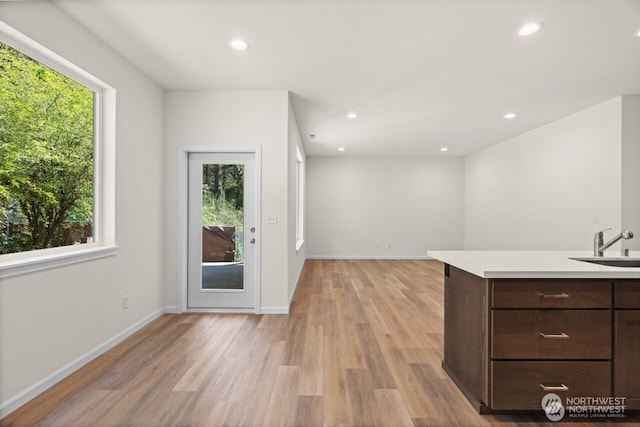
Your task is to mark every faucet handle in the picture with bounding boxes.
[594,227,612,237]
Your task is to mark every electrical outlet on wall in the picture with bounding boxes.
[122,295,129,310]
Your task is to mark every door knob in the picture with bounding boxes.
[250,238,256,244]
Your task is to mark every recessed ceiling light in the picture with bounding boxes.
[635,29,640,37]
[338,147,346,152]
[440,147,448,152]
[518,22,543,36]
[346,112,358,119]
[229,39,249,50]
[504,112,517,119]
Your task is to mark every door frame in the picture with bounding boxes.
[177,146,262,314]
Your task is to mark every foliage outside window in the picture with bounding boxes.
[0,41,95,255]
[201,164,245,262]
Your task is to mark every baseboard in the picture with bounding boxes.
[260,306,290,314]
[306,255,434,260]
[0,307,168,419]
[186,308,258,314]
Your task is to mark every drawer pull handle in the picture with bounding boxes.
[539,332,570,339]
[540,383,569,392]
[540,293,570,299]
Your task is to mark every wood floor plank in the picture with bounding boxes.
[262,365,299,427]
[322,334,352,426]
[298,319,323,396]
[333,289,366,369]
[36,389,121,427]
[172,315,248,392]
[379,346,437,419]
[3,259,639,426]
[281,313,308,366]
[354,321,396,389]
[360,293,392,336]
[321,277,335,300]
[344,368,380,427]
[410,362,492,427]
[373,389,415,427]
[294,395,323,427]
[321,296,338,337]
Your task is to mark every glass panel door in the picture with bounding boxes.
[188,152,256,309]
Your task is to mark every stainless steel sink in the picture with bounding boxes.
[569,257,640,267]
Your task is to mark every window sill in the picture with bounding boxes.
[0,245,119,279]
[296,239,305,252]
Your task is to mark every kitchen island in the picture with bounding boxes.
[427,250,640,414]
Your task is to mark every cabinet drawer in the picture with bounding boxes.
[492,310,611,359]
[491,361,611,410]
[615,281,640,308]
[492,281,611,309]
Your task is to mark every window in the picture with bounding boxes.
[0,22,116,278]
[295,145,305,251]
[1,41,95,253]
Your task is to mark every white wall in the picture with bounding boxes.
[0,2,165,414]
[306,156,465,258]
[622,95,640,250]
[164,90,294,312]
[464,97,623,250]
[287,96,306,300]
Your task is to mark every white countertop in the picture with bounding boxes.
[427,250,640,279]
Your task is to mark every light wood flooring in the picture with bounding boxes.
[1,259,636,426]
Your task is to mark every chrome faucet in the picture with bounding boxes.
[593,228,634,257]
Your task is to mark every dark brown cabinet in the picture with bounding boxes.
[614,281,640,410]
[443,266,640,413]
[490,280,612,410]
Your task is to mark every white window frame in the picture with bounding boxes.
[0,21,117,279]
[295,145,305,251]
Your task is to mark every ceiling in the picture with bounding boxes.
[53,0,640,156]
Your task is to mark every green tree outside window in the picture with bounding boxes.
[0,42,94,254]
